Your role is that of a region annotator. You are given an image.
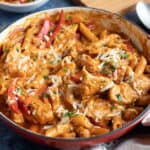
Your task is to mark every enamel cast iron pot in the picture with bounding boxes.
[0,7,150,150]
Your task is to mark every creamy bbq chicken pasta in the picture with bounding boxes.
[0,10,150,138]
[0,0,34,3]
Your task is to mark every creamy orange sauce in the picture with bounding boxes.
[0,10,149,138]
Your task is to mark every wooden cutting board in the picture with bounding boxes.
[73,0,150,14]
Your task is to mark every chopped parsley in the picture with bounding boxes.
[16,48,19,52]
[101,67,116,75]
[63,68,68,73]
[57,59,61,64]
[52,90,57,95]
[49,60,55,64]
[57,34,61,40]
[15,87,22,95]
[125,75,132,83]
[33,57,37,62]
[64,111,78,117]
[120,52,129,59]
[49,59,60,64]
[43,93,49,98]
[111,106,116,111]
[43,75,49,80]
[65,15,72,21]
[100,80,107,83]
[101,62,117,75]
[115,94,123,101]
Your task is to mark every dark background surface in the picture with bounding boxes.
[0,0,149,150]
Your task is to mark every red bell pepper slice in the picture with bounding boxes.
[7,79,29,115]
[86,21,95,30]
[70,72,82,83]
[19,0,27,3]
[49,10,65,44]
[124,40,134,52]
[17,96,29,115]
[38,19,51,40]
[9,28,24,39]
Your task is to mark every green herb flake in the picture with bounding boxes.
[57,34,61,40]
[53,90,57,95]
[43,75,49,80]
[65,15,72,21]
[115,94,123,101]
[103,62,109,67]
[120,52,129,59]
[101,68,116,75]
[43,93,49,98]
[33,57,37,62]
[64,111,78,117]
[110,67,116,73]
[49,60,55,64]
[111,106,116,111]
[15,87,22,95]
[126,75,132,83]
[100,80,106,83]
[57,59,61,64]
[63,68,68,73]
[16,48,19,52]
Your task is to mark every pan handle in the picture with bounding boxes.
[141,109,150,126]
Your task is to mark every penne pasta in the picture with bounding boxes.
[79,23,98,42]
[135,56,147,77]
[0,9,149,139]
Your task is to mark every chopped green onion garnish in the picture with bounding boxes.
[53,91,57,95]
[65,15,72,21]
[33,57,37,62]
[15,87,22,95]
[16,48,19,52]
[57,60,61,64]
[63,68,68,73]
[43,93,49,98]
[49,60,55,64]
[115,94,123,101]
[120,52,129,59]
[111,106,116,111]
[43,75,49,80]
[64,111,78,117]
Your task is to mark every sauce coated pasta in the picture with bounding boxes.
[0,10,149,138]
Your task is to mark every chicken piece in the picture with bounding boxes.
[4,43,35,77]
[71,115,92,129]
[86,98,112,123]
[132,75,150,95]
[123,107,143,121]
[45,123,72,137]
[76,67,114,97]
[137,95,150,106]
[112,115,123,130]
[11,112,24,124]
[26,96,54,125]
[86,33,123,55]
[76,54,99,73]
[91,126,109,136]
[109,83,138,105]
[75,126,90,138]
